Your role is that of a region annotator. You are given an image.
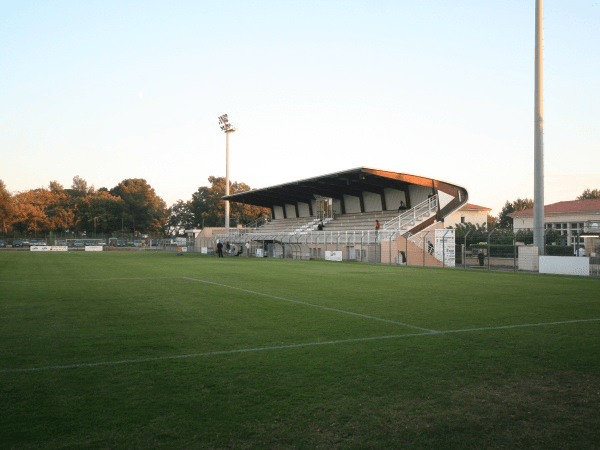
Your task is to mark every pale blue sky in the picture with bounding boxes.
[1,1,599,215]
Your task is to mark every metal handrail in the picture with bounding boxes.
[214,228,397,245]
[383,195,438,231]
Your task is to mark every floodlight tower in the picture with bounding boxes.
[218,114,236,231]
[533,0,545,255]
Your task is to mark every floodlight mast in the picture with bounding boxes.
[533,0,545,255]
[218,114,236,231]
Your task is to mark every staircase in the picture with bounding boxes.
[383,195,438,234]
[294,217,333,234]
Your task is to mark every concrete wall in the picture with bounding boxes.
[408,185,431,207]
[343,195,361,214]
[363,191,382,212]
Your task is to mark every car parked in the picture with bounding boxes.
[13,239,22,248]
[58,240,68,246]
[117,240,126,247]
[84,240,95,246]
[74,240,84,248]
[0,239,5,248]
[134,240,142,247]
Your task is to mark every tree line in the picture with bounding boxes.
[1,177,597,238]
[0,176,269,237]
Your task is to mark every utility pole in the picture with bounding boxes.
[533,0,545,255]
[218,114,236,231]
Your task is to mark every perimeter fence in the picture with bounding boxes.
[3,227,598,277]
[184,228,599,277]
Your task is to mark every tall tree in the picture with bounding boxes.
[167,200,194,235]
[13,189,51,234]
[189,176,270,228]
[46,181,75,231]
[577,188,600,200]
[110,179,167,234]
[497,198,534,228]
[71,175,90,196]
[73,190,124,234]
[0,180,15,234]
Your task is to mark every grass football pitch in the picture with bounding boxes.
[1,251,599,449]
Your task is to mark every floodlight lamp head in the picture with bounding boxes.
[218,114,236,133]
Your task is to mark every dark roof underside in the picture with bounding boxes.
[222,167,464,208]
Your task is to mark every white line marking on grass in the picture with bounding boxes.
[2,317,599,374]
[0,333,429,373]
[0,276,181,283]
[439,317,600,334]
[181,276,435,332]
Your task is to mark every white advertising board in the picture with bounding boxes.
[434,229,455,267]
[85,246,103,252]
[31,246,68,252]
[325,251,342,261]
[539,256,589,276]
[201,247,208,254]
[255,249,264,257]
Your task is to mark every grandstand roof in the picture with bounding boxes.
[509,199,600,217]
[222,167,467,209]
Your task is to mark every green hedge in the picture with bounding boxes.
[470,244,515,258]
[545,245,575,256]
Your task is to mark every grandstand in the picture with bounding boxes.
[220,167,468,264]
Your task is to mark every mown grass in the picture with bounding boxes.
[0,251,599,449]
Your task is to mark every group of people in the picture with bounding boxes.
[216,241,250,257]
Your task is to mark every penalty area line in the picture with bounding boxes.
[3,317,599,374]
[180,276,435,332]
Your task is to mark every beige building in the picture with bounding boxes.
[444,203,491,228]
[510,199,600,256]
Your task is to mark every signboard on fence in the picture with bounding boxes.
[325,251,342,262]
[539,256,589,276]
[201,247,208,254]
[434,229,455,267]
[85,246,103,252]
[255,249,264,257]
[31,246,68,252]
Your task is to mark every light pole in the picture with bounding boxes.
[218,114,236,231]
[533,0,545,255]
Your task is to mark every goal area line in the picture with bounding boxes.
[2,317,598,374]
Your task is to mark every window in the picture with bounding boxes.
[460,216,466,224]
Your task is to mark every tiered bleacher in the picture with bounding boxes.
[217,167,468,262]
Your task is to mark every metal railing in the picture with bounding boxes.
[244,215,271,229]
[383,195,438,231]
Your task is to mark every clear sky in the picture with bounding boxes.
[1,1,599,216]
